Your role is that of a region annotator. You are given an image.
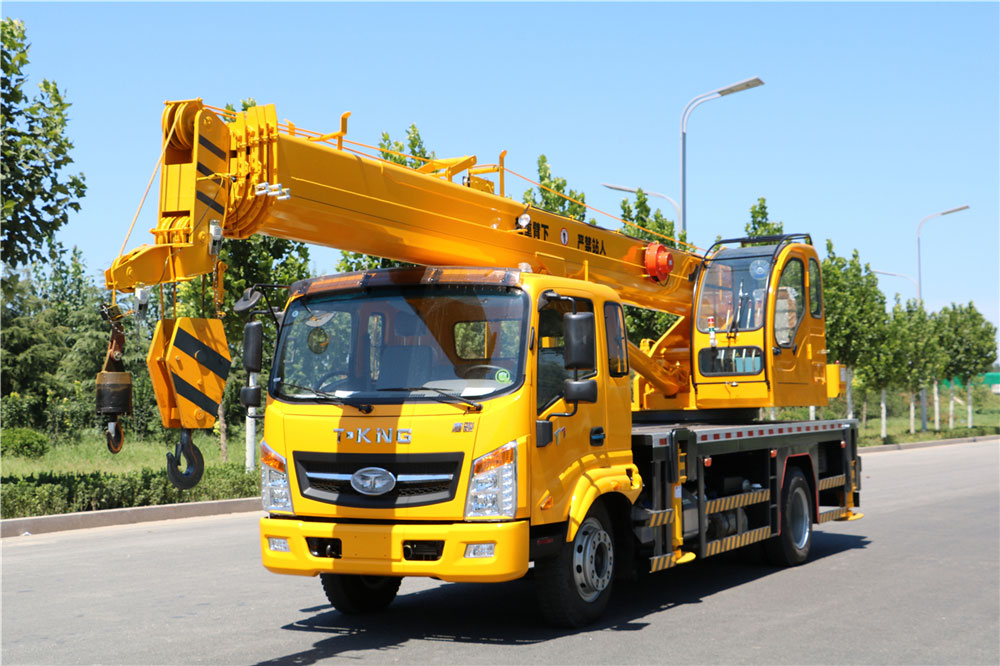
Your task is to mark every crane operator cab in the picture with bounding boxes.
[691,234,835,410]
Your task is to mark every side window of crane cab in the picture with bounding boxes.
[537,298,595,413]
[808,258,822,318]
[774,258,805,347]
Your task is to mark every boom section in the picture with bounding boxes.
[106,100,699,318]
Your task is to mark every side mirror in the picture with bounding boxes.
[563,312,596,370]
[243,320,263,373]
[240,386,261,408]
[233,288,263,314]
[564,378,597,404]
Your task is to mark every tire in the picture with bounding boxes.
[765,467,813,566]
[536,502,615,627]
[320,574,401,614]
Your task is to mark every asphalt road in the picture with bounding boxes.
[2,440,997,665]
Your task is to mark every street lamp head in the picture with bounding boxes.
[941,204,970,216]
[717,76,765,96]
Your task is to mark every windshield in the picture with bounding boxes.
[271,285,528,405]
[696,248,775,333]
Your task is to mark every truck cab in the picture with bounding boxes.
[257,266,639,606]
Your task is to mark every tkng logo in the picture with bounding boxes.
[350,467,396,496]
[333,428,411,444]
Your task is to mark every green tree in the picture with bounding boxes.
[1,18,86,271]
[890,297,945,433]
[745,197,784,238]
[617,188,687,342]
[522,155,592,224]
[935,302,997,427]
[336,125,431,272]
[854,305,897,439]
[822,240,887,418]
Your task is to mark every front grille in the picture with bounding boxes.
[294,452,464,508]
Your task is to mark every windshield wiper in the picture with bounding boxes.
[278,381,373,413]
[377,386,483,412]
[730,280,746,336]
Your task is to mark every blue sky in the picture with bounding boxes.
[6,2,999,342]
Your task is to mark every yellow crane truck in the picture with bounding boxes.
[98,99,862,626]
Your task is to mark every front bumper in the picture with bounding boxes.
[260,516,529,583]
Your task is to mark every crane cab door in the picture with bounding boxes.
[769,245,827,406]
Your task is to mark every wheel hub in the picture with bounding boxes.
[572,519,614,602]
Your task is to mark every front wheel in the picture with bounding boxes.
[765,467,813,566]
[320,574,401,614]
[535,502,615,627]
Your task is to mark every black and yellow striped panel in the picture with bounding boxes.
[649,552,685,572]
[705,488,771,515]
[704,526,772,557]
[644,509,674,528]
[166,317,231,429]
[818,474,846,491]
[818,507,848,523]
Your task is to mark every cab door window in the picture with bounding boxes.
[537,298,595,412]
[808,258,822,318]
[603,302,629,378]
[774,259,805,347]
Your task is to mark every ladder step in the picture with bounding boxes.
[636,508,673,527]
[649,550,696,572]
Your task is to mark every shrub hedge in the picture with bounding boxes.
[1,463,260,519]
[1,427,50,459]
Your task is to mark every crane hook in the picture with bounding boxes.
[106,419,125,454]
[166,429,205,490]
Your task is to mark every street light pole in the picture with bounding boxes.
[679,76,764,238]
[915,204,970,431]
[601,183,681,222]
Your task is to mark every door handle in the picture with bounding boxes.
[590,426,606,447]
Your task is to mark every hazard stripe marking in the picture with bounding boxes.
[172,327,231,380]
[171,372,219,416]
[818,508,848,523]
[705,488,771,514]
[649,552,683,572]
[643,509,674,528]
[196,190,225,215]
[818,474,846,491]
[198,134,226,161]
[197,162,213,177]
[705,526,772,557]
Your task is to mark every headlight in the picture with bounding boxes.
[261,440,293,513]
[465,441,517,520]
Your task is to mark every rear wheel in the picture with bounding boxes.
[536,502,615,627]
[320,574,401,614]
[765,467,813,566]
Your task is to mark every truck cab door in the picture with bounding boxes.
[530,293,610,525]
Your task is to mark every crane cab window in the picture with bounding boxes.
[774,259,804,346]
[808,258,822,318]
[537,298,595,413]
[696,248,772,333]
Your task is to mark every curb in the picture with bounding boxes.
[860,434,999,454]
[1,497,261,538]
